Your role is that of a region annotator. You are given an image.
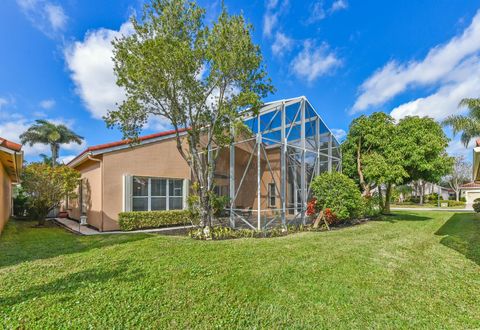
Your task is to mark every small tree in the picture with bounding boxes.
[105,0,273,229]
[444,155,471,201]
[342,112,398,197]
[21,163,80,225]
[342,112,408,213]
[396,116,453,205]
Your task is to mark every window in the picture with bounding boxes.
[214,185,229,197]
[132,177,184,211]
[268,183,276,208]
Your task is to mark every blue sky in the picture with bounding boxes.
[1,0,480,163]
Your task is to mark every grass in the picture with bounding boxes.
[392,203,466,209]
[1,212,479,329]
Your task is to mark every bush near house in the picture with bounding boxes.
[310,172,364,222]
[441,200,466,207]
[118,210,192,231]
[473,199,480,213]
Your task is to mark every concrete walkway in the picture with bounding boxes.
[391,207,473,212]
[53,217,194,236]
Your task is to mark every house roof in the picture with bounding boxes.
[460,182,480,189]
[0,136,23,183]
[0,137,22,152]
[68,128,187,167]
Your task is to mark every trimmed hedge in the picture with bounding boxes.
[439,200,466,207]
[119,210,191,231]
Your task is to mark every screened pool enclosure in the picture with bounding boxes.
[215,96,341,230]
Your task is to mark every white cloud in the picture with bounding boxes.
[44,3,67,31]
[271,32,293,57]
[331,128,346,140]
[263,0,288,37]
[39,98,55,109]
[0,114,85,158]
[447,138,473,160]
[0,97,9,109]
[64,22,133,119]
[59,155,76,164]
[331,0,348,12]
[353,10,480,112]
[307,1,326,24]
[16,0,68,37]
[291,41,341,82]
[390,56,480,121]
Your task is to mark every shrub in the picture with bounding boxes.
[119,210,193,230]
[189,224,312,240]
[310,172,364,221]
[424,193,439,203]
[447,200,466,207]
[473,199,480,213]
[363,193,381,217]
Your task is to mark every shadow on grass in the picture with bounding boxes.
[0,219,152,268]
[0,261,144,308]
[377,212,433,223]
[435,213,480,266]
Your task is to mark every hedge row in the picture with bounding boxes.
[119,210,191,231]
[439,200,466,207]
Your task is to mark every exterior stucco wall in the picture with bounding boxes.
[68,158,103,230]
[101,138,191,231]
[0,163,11,234]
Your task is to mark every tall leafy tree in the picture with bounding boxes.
[105,0,273,229]
[341,112,407,211]
[395,116,453,205]
[444,155,471,201]
[20,120,84,167]
[443,98,480,146]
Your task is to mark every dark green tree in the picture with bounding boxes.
[105,0,273,229]
[395,116,453,205]
[342,112,408,213]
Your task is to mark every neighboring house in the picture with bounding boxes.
[459,139,480,207]
[0,137,23,234]
[411,182,451,200]
[67,97,341,231]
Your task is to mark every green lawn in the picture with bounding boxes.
[1,212,479,329]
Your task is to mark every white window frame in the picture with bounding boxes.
[131,176,185,211]
[268,182,276,208]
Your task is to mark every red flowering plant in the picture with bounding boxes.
[324,208,338,225]
[306,198,319,216]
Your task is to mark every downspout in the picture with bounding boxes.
[87,154,103,231]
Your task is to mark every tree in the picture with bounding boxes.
[341,112,408,213]
[39,153,59,166]
[20,120,84,167]
[444,155,471,201]
[105,0,273,229]
[395,116,453,205]
[443,98,480,146]
[21,163,80,226]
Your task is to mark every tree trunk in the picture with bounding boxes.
[356,139,370,196]
[419,181,425,205]
[51,144,57,167]
[455,190,459,202]
[383,183,392,214]
[378,185,384,212]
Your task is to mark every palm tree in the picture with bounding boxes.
[20,120,84,167]
[443,98,480,147]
